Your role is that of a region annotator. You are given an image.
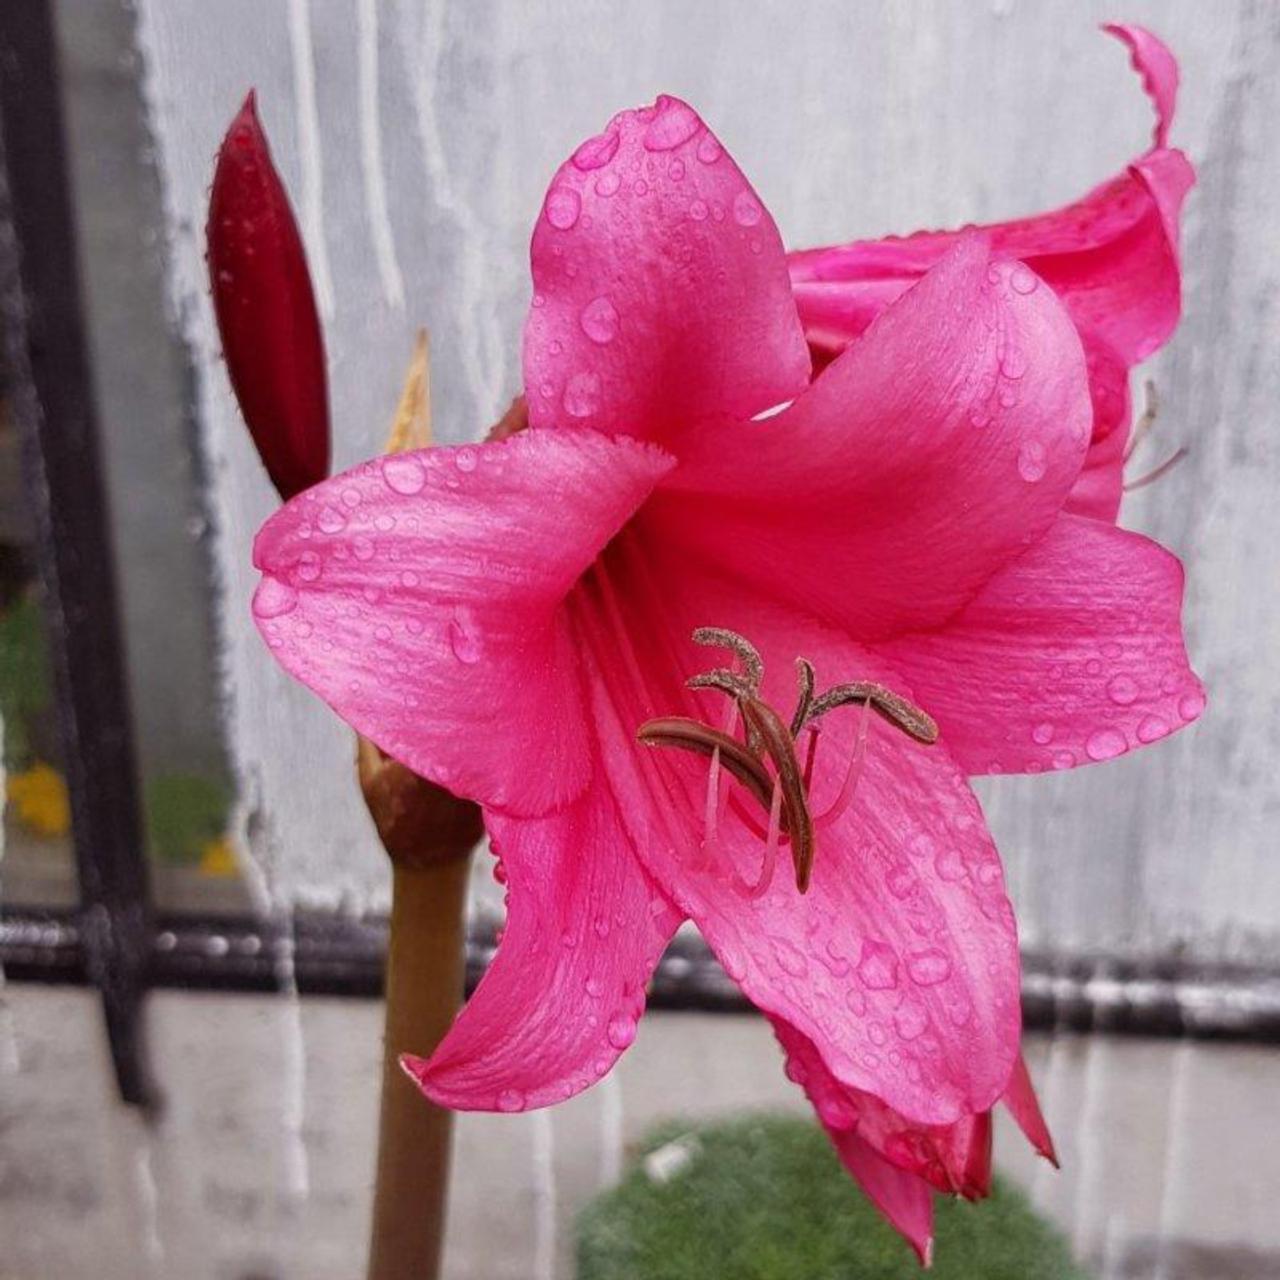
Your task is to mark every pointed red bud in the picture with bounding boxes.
[206,91,330,500]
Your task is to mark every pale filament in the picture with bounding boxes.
[734,780,782,900]
[814,696,872,830]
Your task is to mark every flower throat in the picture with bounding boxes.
[637,628,938,895]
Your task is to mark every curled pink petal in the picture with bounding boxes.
[404,774,682,1110]
[524,94,810,446]
[1103,23,1179,149]
[252,429,674,815]
[879,514,1205,777]
[787,26,1193,521]
[1003,1052,1058,1167]
[830,1127,935,1265]
[656,236,1091,641]
[583,564,1022,1125]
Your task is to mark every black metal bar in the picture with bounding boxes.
[0,1,154,1105]
[4,907,1280,1043]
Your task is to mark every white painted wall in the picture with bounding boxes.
[130,0,1279,962]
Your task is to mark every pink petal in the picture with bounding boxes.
[787,26,1192,500]
[1102,23,1178,149]
[1064,342,1131,520]
[774,1016,994,1202]
[830,1128,935,1265]
[1003,1052,1058,1167]
[879,514,1205,777]
[403,773,682,1110]
[578,557,1022,1126]
[252,429,673,816]
[523,94,810,445]
[655,236,1091,641]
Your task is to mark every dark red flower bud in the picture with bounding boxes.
[206,91,330,500]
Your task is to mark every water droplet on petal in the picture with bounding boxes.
[295,551,322,583]
[857,940,899,990]
[1017,440,1048,482]
[455,446,477,473]
[544,186,582,230]
[606,1014,637,1050]
[696,132,723,164]
[254,576,298,618]
[353,535,375,562]
[585,977,605,998]
[448,607,482,664]
[934,849,966,883]
[907,949,952,986]
[595,171,621,197]
[1178,690,1206,722]
[1085,728,1127,761]
[732,190,762,227]
[1107,675,1139,705]
[1010,264,1039,294]
[563,371,602,418]
[895,1001,928,1041]
[579,296,619,344]
[572,128,621,170]
[1032,721,1055,745]
[643,99,700,151]
[383,454,427,495]
[689,198,709,222]
[1136,714,1170,743]
[497,1089,525,1112]
[1052,749,1076,770]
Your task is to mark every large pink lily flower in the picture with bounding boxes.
[252,92,1202,1258]
[788,24,1193,522]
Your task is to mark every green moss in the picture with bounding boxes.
[577,1114,1088,1280]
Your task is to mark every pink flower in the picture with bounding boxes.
[251,93,1202,1256]
[788,24,1192,522]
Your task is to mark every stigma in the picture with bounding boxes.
[636,628,938,895]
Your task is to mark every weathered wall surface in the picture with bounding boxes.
[124,0,1279,960]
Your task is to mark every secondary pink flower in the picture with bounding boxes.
[207,91,330,500]
[251,94,1202,1254]
[788,24,1193,522]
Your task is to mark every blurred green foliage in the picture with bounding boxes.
[577,1114,1088,1280]
[145,772,231,865]
[0,592,52,769]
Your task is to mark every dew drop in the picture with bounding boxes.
[689,198,709,222]
[933,849,966,883]
[317,505,346,534]
[643,100,700,151]
[894,1001,928,1041]
[448,607,482,665]
[497,1089,525,1112]
[295,551,322,583]
[772,938,808,978]
[1085,728,1127,761]
[1017,440,1048,482]
[579,295,620,345]
[455,446,477,473]
[1107,674,1139,706]
[1010,264,1039,294]
[669,158,685,180]
[585,977,605,998]
[1136,714,1170,743]
[732,190,762,227]
[595,171,622,197]
[857,939,899,990]
[382,454,427,495]
[1052,749,1076,770]
[563,371,602,418]
[907,948,952,986]
[868,1021,888,1046]
[572,128,621,171]
[253,576,298,619]
[1032,721,1055,745]
[696,132,723,164]
[606,1014,637,1050]
[544,186,582,230]
[886,865,917,899]
[1178,690,1206,722]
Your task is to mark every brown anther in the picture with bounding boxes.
[791,658,816,736]
[692,627,763,695]
[804,682,939,744]
[740,697,815,893]
[636,717,779,817]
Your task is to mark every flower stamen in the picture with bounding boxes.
[635,627,939,896]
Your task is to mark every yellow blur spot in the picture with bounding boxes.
[6,761,71,837]
[198,835,240,878]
